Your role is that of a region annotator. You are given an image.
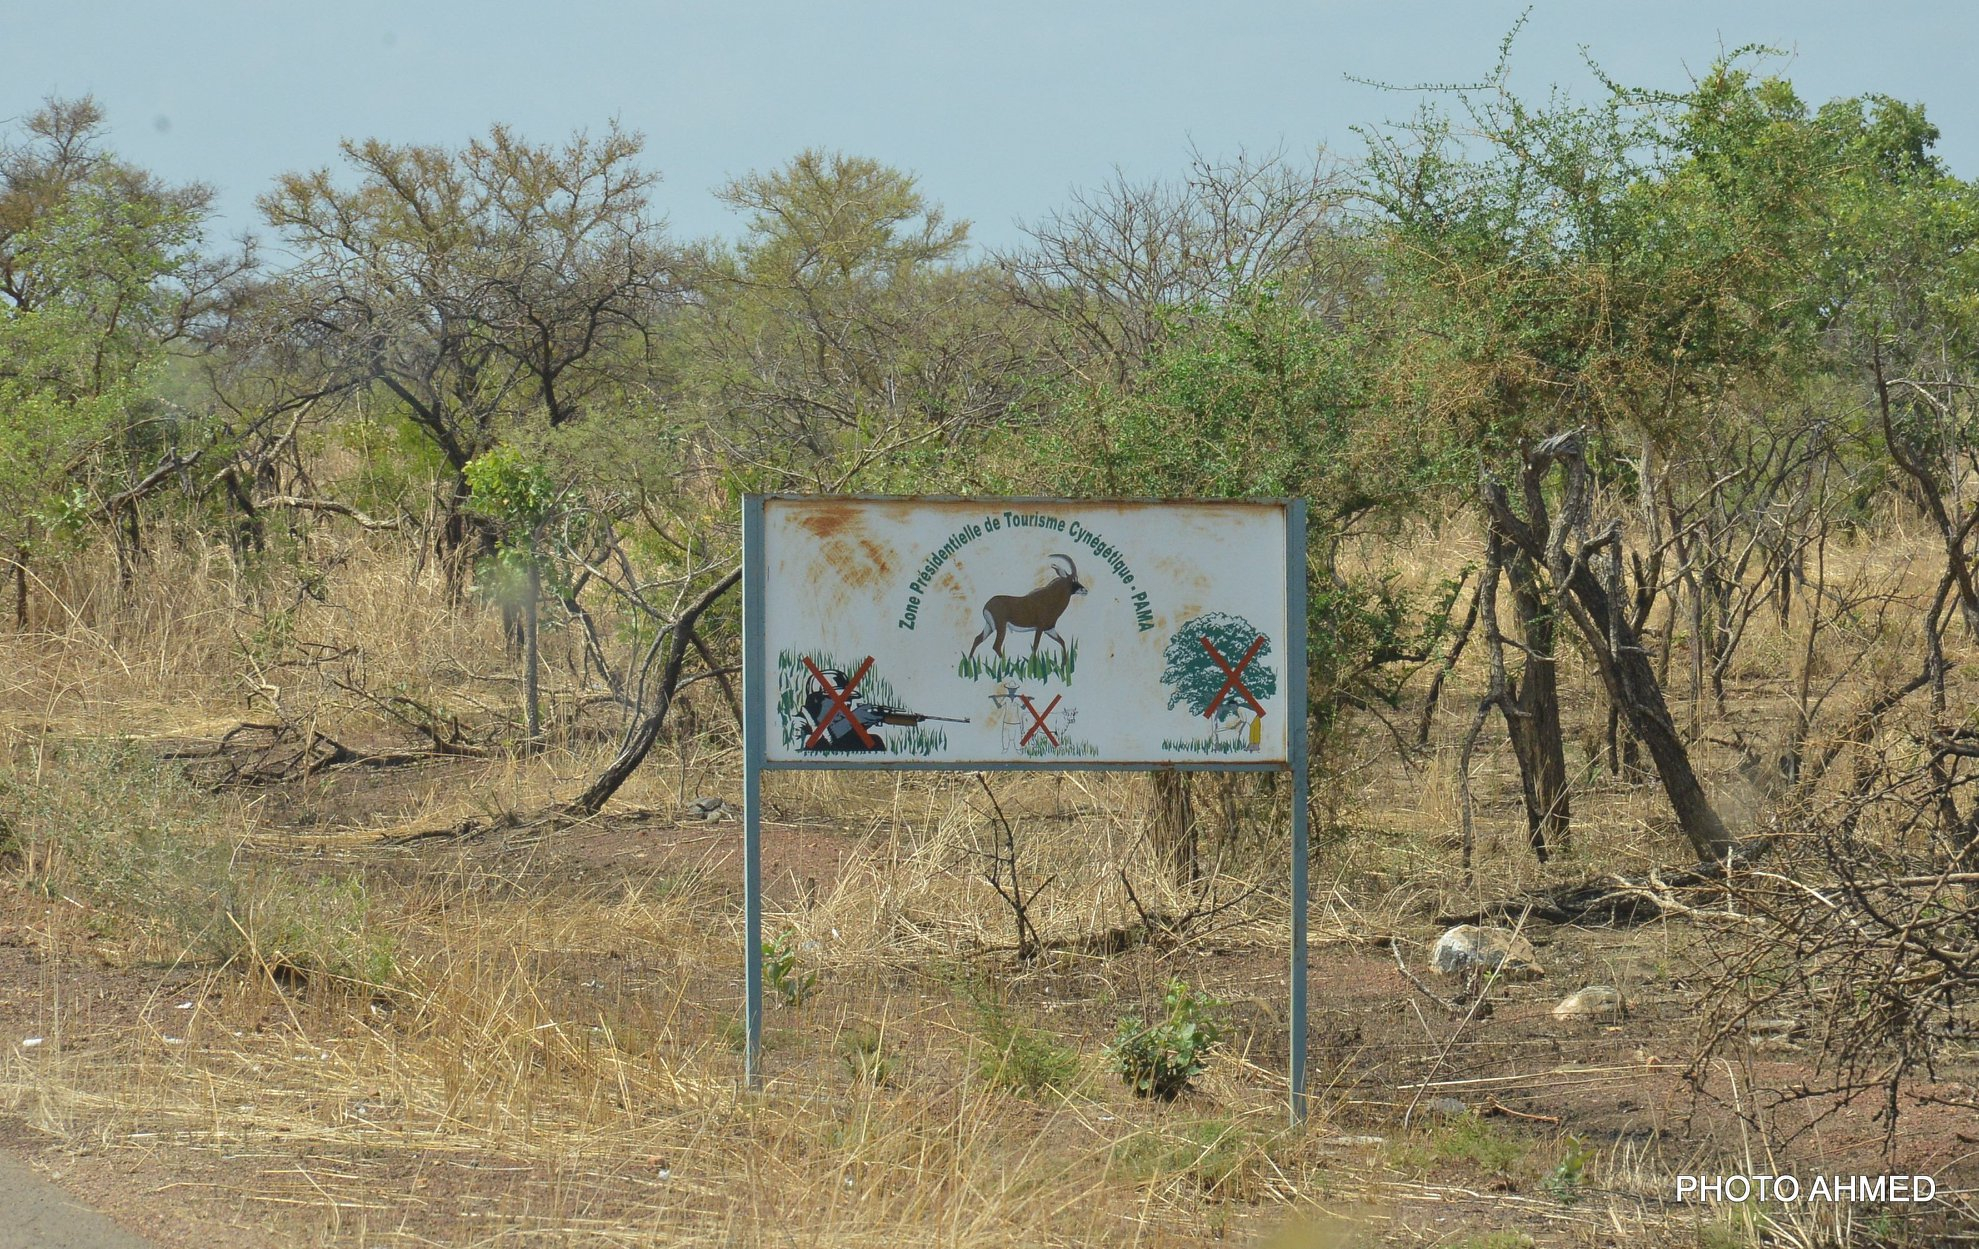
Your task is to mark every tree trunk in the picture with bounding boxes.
[116,503,142,594]
[220,469,264,555]
[437,473,478,604]
[1485,436,1734,862]
[1599,623,1733,860]
[566,569,740,817]
[1501,551,1570,860]
[1150,770,1198,885]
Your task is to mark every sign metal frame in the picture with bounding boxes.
[741,494,1310,1121]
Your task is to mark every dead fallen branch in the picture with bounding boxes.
[566,567,741,817]
[1435,864,1742,928]
[168,722,469,788]
[1482,1097,1562,1125]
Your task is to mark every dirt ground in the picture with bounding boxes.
[4,750,1976,1247]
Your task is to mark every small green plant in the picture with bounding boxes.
[1109,1120,1263,1196]
[1544,1135,1593,1205]
[1109,978,1225,1099]
[762,930,818,1007]
[837,1023,893,1085]
[236,874,398,986]
[1433,1113,1530,1175]
[974,999,1080,1096]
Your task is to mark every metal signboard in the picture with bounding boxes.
[740,495,1310,1120]
[755,497,1294,769]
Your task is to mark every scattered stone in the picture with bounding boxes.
[1426,1096,1469,1117]
[1428,924,1544,979]
[689,796,738,821]
[1552,985,1626,1021]
[1746,1018,1804,1049]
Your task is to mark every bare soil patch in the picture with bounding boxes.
[4,750,1975,1246]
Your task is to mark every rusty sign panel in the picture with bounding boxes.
[751,496,1296,768]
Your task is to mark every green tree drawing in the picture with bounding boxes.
[1161,614,1278,718]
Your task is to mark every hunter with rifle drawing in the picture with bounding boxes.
[800,666,968,752]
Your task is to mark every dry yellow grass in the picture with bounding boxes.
[2,519,1972,1246]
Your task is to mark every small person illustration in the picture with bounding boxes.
[986,682,1024,749]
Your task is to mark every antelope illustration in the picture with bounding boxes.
[969,554,1087,660]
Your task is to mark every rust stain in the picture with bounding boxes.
[796,499,863,539]
[1151,553,1216,597]
[818,537,888,594]
[859,538,893,579]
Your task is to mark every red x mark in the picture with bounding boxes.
[802,655,877,749]
[1201,634,1267,719]
[1018,694,1062,747]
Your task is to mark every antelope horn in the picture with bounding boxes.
[1048,553,1077,578]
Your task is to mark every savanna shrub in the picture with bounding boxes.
[1110,978,1226,1099]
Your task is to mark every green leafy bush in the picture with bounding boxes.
[1109,978,1226,1099]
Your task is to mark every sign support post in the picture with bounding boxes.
[1287,499,1309,1124]
[742,496,767,1087]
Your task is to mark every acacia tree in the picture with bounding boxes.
[1003,148,1355,385]
[256,122,677,574]
[0,97,246,616]
[680,149,1032,494]
[1815,97,1979,638]
[554,153,1028,815]
[1363,53,1843,863]
[1002,270,1446,878]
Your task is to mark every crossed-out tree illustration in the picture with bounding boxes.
[1160,613,1278,721]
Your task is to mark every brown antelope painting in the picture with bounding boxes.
[967,553,1086,664]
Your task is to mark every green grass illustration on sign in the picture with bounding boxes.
[956,638,1078,685]
[1159,735,1269,753]
[1021,738,1099,758]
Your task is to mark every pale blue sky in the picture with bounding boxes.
[8,2,1975,252]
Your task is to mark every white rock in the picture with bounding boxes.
[689,796,738,821]
[1428,925,1543,979]
[1552,985,1625,1020]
